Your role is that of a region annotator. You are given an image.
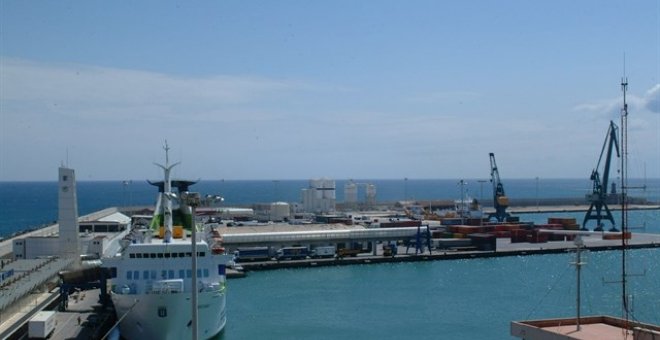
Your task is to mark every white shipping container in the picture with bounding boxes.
[28,311,56,339]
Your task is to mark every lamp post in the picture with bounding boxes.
[181,191,201,340]
[535,177,539,210]
[404,177,408,201]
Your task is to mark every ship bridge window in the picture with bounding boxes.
[186,252,192,257]
[157,253,164,258]
[164,253,171,258]
[136,253,143,258]
[171,253,178,258]
[149,253,156,259]
[198,252,206,257]
[129,254,135,259]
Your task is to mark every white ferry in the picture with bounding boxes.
[102,144,231,340]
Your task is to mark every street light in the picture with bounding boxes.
[180,191,201,340]
[535,177,539,210]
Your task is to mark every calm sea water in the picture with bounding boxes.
[222,249,660,340]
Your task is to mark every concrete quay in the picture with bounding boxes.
[238,232,660,272]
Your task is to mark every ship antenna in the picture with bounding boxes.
[620,74,629,325]
[154,140,181,243]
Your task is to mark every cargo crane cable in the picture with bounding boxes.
[582,121,620,231]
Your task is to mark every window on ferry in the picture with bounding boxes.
[134,271,139,280]
[157,253,164,258]
[186,269,192,278]
[136,253,142,258]
[178,269,185,278]
[129,254,135,258]
[197,269,202,277]
[127,271,133,280]
[172,253,178,258]
[143,270,149,279]
[143,253,149,258]
[179,252,185,257]
[198,252,205,257]
[203,269,209,277]
[161,270,167,279]
[186,252,192,257]
[150,270,156,279]
[164,253,171,258]
[150,253,156,259]
[168,270,174,279]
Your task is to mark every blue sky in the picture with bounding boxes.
[1,1,659,181]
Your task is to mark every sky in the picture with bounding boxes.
[1,1,659,181]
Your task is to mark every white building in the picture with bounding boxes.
[302,178,336,214]
[344,182,358,204]
[58,167,80,260]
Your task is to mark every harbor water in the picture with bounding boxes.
[222,248,659,340]
[1,179,659,339]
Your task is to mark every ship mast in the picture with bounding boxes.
[154,141,180,243]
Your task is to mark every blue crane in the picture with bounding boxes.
[488,153,511,222]
[583,121,620,231]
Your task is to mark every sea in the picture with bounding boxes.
[1,178,659,339]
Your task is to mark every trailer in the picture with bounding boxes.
[276,246,310,261]
[336,248,361,258]
[28,311,56,339]
[311,246,336,258]
[234,247,273,262]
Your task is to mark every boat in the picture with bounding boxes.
[102,143,232,340]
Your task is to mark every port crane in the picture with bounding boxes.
[488,153,510,222]
[583,120,620,231]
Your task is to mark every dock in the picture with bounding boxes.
[236,231,660,271]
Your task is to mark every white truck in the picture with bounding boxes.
[28,311,56,339]
[311,246,336,258]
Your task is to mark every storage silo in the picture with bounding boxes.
[344,182,358,203]
[270,202,290,221]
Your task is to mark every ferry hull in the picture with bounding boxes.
[111,289,226,340]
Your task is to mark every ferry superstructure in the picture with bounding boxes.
[102,144,231,340]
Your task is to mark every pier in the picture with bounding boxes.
[0,202,658,339]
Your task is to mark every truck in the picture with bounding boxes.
[233,247,273,262]
[276,246,310,261]
[311,246,336,258]
[336,248,361,258]
[28,311,56,339]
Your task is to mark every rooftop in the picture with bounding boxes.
[511,316,660,340]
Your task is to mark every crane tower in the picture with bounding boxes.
[583,121,620,231]
[488,153,511,222]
